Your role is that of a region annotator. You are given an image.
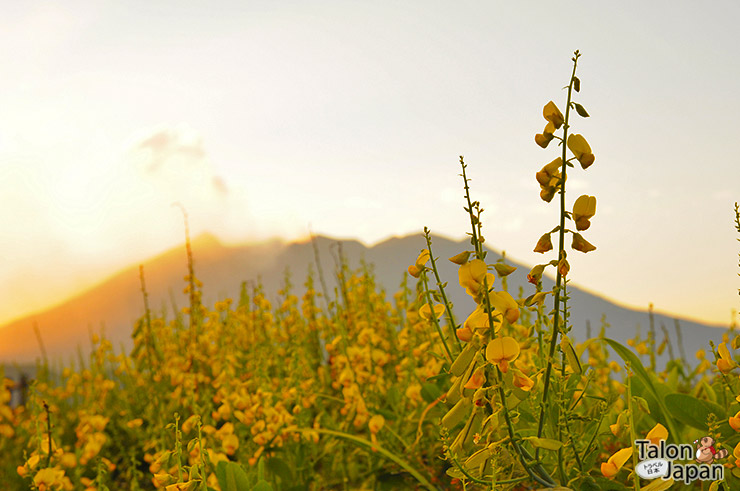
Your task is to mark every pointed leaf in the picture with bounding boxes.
[663,393,726,430]
[523,436,563,450]
[217,461,251,491]
[252,480,274,491]
[574,103,590,117]
[604,338,680,441]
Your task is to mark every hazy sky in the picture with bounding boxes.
[1,1,739,327]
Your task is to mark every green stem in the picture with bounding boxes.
[424,228,462,353]
[459,156,556,487]
[536,50,580,448]
[626,368,641,491]
[420,269,453,362]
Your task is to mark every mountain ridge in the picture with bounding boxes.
[0,233,727,365]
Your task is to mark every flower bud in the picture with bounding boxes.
[557,258,570,277]
[534,233,553,253]
[527,264,545,285]
[571,233,596,253]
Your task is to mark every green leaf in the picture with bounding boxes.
[523,436,563,450]
[299,428,437,490]
[604,338,680,441]
[578,477,600,491]
[421,382,443,403]
[663,393,726,430]
[216,461,251,491]
[252,480,273,491]
[561,336,582,374]
[266,457,293,484]
[590,477,630,491]
[574,103,589,117]
[573,76,581,92]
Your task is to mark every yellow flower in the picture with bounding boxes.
[543,101,564,128]
[718,343,735,373]
[408,249,430,278]
[419,303,445,321]
[733,441,740,468]
[535,119,558,149]
[572,195,597,231]
[60,453,77,468]
[571,233,596,253]
[646,423,668,445]
[368,414,385,448]
[33,467,66,491]
[458,259,494,297]
[512,369,534,391]
[567,134,595,169]
[730,411,740,431]
[600,447,632,479]
[609,412,627,438]
[535,158,564,202]
[222,433,239,455]
[535,134,550,148]
[696,349,706,360]
[464,367,486,390]
[464,306,501,334]
[126,418,143,429]
[485,336,520,373]
[456,326,474,342]
[486,290,520,324]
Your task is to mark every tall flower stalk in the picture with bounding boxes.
[531,50,598,446]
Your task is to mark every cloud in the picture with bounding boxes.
[131,124,228,198]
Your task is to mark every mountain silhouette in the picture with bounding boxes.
[0,233,727,366]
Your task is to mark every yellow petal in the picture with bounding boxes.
[415,249,430,268]
[485,336,520,364]
[729,414,740,432]
[719,342,732,360]
[646,423,668,444]
[544,157,563,174]
[464,367,486,390]
[609,423,619,437]
[573,195,597,219]
[419,303,445,320]
[368,414,384,433]
[543,101,564,128]
[600,462,618,478]
[608,447,633,469]
[487,291,520,324]
[567,134,592,159]
[535,133,553,148]
[456,327,473,342]
[512,370,534,391]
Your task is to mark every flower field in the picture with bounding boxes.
[2,51,740,491]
